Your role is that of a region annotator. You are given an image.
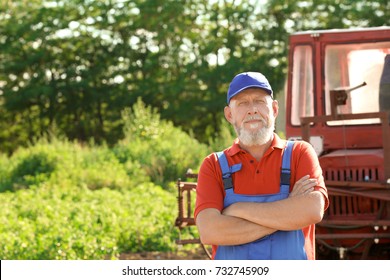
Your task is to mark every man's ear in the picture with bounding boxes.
[224,106,233,124]
[272,99,279,118]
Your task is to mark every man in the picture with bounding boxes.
[194,72,329,260]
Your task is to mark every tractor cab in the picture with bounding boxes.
[285,27,390,259]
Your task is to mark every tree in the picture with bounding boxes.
[0,0,388,153]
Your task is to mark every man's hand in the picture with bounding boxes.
[289,175,317,197]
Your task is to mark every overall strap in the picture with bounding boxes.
[280,140,294,188]
[216,151,242,190]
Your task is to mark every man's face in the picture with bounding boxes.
[224,88,278,146]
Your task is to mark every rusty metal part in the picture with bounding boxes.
[301,111,390,181]
[175,180,197,229]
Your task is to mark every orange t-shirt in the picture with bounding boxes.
[194,134,329,259]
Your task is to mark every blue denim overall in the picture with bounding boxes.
[214,141,307,260]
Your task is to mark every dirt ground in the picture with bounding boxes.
[119,246,211,260]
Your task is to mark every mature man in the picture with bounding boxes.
[194,72,329,259]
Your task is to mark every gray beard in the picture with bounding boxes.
[235,122,274,146]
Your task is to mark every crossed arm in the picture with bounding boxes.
[196,175,325,246]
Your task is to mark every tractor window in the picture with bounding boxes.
[325,42,390,125]
[291,45,314,126]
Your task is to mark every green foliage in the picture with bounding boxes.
[66,146,134,191]
[0,183,180,260]
[0,138,136,193]
[1,0,388,153]
[0,0,388,259]
[121,98,162,141]
[0,153,12,192]
[208,117,236,152]
[114,98,208,187]
[0,101,204,259]
[11,150,57,190]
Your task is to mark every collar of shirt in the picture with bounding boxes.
[226,133,286,157]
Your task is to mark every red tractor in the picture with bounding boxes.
[286,26,390,259]
[175,26,390,260]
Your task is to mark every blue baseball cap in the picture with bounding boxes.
[227,72,273,104]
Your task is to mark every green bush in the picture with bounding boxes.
[11,151,57,190]
[0,137,150,193]
[208,117,236,152]
[1,140,64,192]
[63,145,134,191]
[0,153,13,192]
[0,183,181,260]
[114,98,208,187]
[0,100,205,259]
